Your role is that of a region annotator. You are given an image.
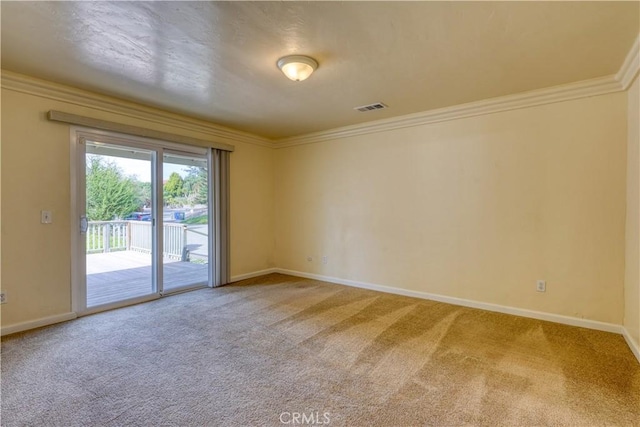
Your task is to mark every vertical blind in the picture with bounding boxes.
[211,149,230,286]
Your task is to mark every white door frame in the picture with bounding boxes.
[70,126,211,316]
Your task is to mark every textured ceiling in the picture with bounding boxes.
[1,1,638,140]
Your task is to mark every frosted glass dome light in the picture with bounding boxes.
[277,55,318,82]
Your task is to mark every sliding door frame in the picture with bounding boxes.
[70,126,212,316]
[160,149,211,295]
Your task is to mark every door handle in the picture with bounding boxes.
[80,215,88,234]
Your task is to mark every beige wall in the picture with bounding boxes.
[275,93,628,324]
[0,85,3,317]
[625,75,640,347]
[0,87,274,327]
[0,74,635,333]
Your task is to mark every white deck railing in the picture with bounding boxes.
[87,221,187,260]
[86,221,129,254]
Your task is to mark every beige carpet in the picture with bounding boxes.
[2,273,639,426]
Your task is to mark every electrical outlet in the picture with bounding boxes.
[322,256,328,265]
[41,210,52,224]
[536,280,546,292]
[0,292,6,304]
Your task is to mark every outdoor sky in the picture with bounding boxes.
[112,157,189,182]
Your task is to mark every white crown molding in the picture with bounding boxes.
[616,34,640,90]
[0,70,274,148]
[275,75,623,148]
[276,34,640,148]
[4,33,638,151]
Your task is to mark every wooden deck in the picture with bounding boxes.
[87,251,208,307]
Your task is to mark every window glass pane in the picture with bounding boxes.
[162,153,209,291]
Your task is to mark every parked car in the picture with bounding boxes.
[125,212,151,221]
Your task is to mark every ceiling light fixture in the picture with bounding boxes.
[277,55,318,82]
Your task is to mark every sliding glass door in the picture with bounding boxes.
[162,152,210,292]
[73,130,212,314]
[84,142,156,308]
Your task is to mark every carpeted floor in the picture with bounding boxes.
[2,273,639,426]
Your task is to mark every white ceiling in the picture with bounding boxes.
[1,1,638,140]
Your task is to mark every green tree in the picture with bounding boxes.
[135,181,152,209]
[183,167,208,205]
[164,172,185,206]
[86,156,140,220]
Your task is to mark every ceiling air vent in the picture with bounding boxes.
[354,102,388,112]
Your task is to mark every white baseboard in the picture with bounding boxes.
[3,271,637,365]
[1,312,77,337]
[622,327,640,364]
[275,269,623,334]
[0,268,280,336]
[230,268,278,283]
